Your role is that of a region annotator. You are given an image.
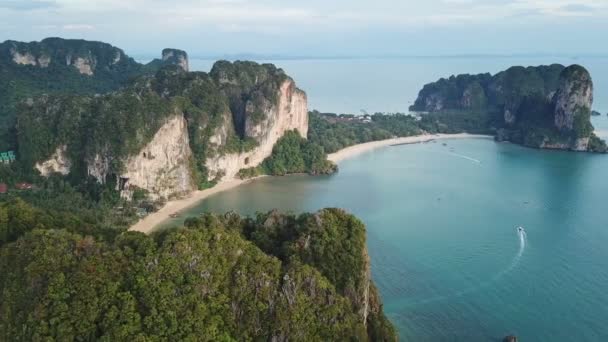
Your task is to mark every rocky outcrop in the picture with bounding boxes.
[21,57,309,199]
[553,65,593,131]
[11,51,37,66]
[73,57,95,75]
[411,64,606,152]
[119,115,194,200]
[1,38,134,75]
[35,145,71,176]
[162,48,189,72]
[207,79,308,181]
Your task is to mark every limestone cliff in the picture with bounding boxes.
[21,59,309,199]
[1,38,134,75]
[411,64,606,152]
[553,65,594,132]
[161,48,189,72]
[206,79,308,181]
[34,145,71,176]
[120,115,195,200]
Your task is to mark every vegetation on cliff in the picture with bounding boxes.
[239,130,336,178]
[0,38,148,150]
[0,202,396,341]
[14,59,309,190]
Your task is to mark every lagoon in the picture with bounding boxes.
[162,137,608,341]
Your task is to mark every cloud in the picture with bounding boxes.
[0,0,57,10]
[62,24,94,30]
[0,0,607,56]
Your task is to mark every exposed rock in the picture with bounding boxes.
[11,50,37,66]
[411,64,605,152]
[553,65,593,132]
[37,55,51,68]
[504,109,516,125]
[21,57,309,199]
[206,79,308,181]
[162,48,189,72]
[112,51,121,64]
[73,57,95,75]
[87,154,112,184]
[120,115,194,200]
[35,145,71,176]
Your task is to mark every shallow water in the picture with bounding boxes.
[162,138,608,341]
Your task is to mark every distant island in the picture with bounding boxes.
[410,64,607,152]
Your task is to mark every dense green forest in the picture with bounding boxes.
[307,111,422,154]
[306,110,489,155]
[0,38,148,151]
[0,203,396,341]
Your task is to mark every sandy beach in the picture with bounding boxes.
[328,133,492,163]
[129,177,265,234]
[129,133,491,234]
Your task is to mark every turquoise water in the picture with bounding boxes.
[162,138,608,341]
[175,58,608,339]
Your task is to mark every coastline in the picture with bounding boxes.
[129,133,492,234]
[129,176,266,234]
[327,133,492,163]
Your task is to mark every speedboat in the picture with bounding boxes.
[517,226,524,233]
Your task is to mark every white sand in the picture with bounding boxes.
[328,133,492,163]
[129,133,492,234]
[129,177,265,234]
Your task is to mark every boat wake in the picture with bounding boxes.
[411,228,526,306]
[449,152,481,164]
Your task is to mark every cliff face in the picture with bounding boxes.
[206,79,308,181]
[0,37,137,76]
[120,115,195,200]
[161,48,189,72]
[553,65,594,132]
[410,64,606,152]
[21,58,309,199]
[35,145,71,176]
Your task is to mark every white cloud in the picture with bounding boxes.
[1,0,607,55]
[62,24,94,30]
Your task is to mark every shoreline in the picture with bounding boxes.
[327,133,493,163]
[129,176,266,234]
[129,133,492,234]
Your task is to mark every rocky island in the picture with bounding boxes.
[410,64,607,152]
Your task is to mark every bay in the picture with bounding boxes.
[168,57,608,341]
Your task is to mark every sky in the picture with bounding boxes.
[0,0,607,57]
